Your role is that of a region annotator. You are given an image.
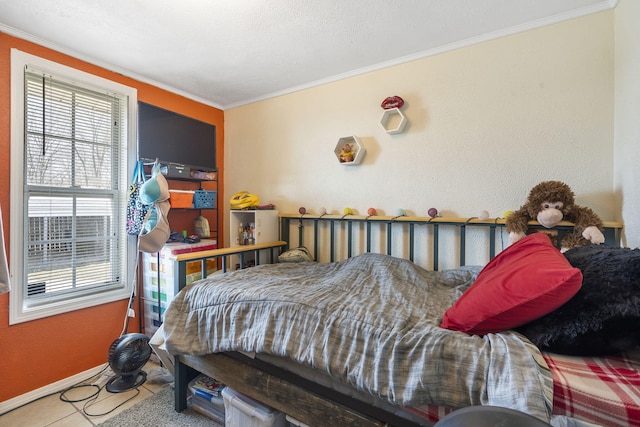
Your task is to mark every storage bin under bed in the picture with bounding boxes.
[222,387,286,427]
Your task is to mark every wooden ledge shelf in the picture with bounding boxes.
[173,241,287,262]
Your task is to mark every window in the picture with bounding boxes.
[10,49,138,324]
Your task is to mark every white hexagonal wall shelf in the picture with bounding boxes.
[380,107,407,134]
[334,135,365,165]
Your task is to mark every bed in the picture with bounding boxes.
[158,214,639,427]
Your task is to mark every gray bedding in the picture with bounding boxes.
[163,252,553,421]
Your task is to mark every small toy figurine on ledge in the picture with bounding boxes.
[339,143,355,163]
[506,180,605,252]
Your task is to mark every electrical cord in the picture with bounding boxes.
[121,236,142,337]
[57,362,143,417]
[67,235,150,417]
[64,237,148,417]
[56,364,110,414]
[79,387,141,417]
[4,239,147,418]
[0,363,109,416]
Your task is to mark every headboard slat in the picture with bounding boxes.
[432,224,440,270]
[459,224,467,267]
[409,223,415,263]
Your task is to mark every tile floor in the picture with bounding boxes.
[0,360,169,427]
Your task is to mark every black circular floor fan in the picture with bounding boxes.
[106,333,152,393]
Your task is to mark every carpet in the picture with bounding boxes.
[97,387,223,427]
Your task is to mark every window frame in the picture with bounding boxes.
[9,49,138,324]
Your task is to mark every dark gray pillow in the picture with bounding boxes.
[278,246,314,263]
[517,244,640,356]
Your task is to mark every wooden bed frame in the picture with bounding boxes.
[169,214,623,427]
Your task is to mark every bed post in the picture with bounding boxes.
[174,356,188,412]
[280,216,291,250]
[174,355,199,412]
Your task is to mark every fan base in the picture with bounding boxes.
[106,371,147,393]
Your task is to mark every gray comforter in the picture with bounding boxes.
[163,252,552,421]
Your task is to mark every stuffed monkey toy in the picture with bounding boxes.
[506,181,605,252]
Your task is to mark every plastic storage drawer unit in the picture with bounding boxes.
[222,387,286,427]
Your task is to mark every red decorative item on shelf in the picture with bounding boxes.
[381,96,404,110]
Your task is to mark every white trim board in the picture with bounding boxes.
[0,364,108,415]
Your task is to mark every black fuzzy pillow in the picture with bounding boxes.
[517,244,640,356]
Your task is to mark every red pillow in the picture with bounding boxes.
[440,233,582,335]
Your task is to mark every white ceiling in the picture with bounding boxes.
[0,0,616,109]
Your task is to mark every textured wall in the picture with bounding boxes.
[225,11,616,247]
[0,32,224,404]
[614,0,640,248]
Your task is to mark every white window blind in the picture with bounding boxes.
[9,49,136,324]
[24,69,127,301]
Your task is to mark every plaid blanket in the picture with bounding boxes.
[163,253,553,421]
[544,349,640,426]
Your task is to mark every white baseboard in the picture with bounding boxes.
[0,363,108,415]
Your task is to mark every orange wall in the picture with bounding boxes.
[0,32,224,402]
